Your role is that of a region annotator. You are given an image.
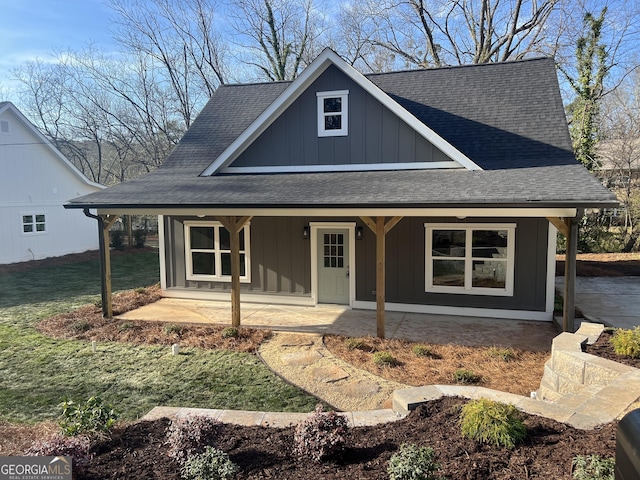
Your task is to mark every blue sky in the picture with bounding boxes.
[0,0,115,90]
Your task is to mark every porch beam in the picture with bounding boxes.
[217,216,243,328]
[547,217,569,237]
[563,216,579,332]
[375,216,386,339]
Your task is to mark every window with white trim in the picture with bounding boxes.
[317,90,348,137]
[22,214,46,234]
[0,120,9,134]
[184,221,251,282]
[425,224,516,296]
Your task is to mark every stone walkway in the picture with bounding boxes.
[257,333,407,411]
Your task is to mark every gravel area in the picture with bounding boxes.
[258,333,408,411]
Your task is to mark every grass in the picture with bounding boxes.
[0,250,319,423]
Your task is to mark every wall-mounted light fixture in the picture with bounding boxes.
[355,226,364,240]
[302,226,310,239]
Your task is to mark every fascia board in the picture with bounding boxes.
[201,49,482,176]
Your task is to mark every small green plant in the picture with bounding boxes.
[25,434,92,471]
[373,351,398,367]
[181,446,238,480]
[134,287,147,294]
[164,324,184,335]
[71,320,92,333]
[344,338,365,350]
[459,399,526,449]
[388,443,446,480]
[118,321,135,331]
[453,369,481,384]
[166,414,220,464]
[412,345,432,357]
[59,396,118,436]
[221,327,239,339]
[610,326,640,358]
[486,346,516,362]
[293,404,349,462]
[572,455,615,480]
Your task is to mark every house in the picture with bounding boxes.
[65,49,617,334]
[0,102,104,264]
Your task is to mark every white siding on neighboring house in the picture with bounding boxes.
[0,102,104,264]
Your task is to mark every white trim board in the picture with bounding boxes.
[158,215,167,291]
[201,48,481,176]
[310,222,356,307]
[162,288,316,307]
[546,223,558,315]
[351,300,553,322]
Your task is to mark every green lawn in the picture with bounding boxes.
[0,251,319,423]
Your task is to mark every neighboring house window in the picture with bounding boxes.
[425,223,516,296]
[0,120,8,133]
[184,221,250,282]
[317,90,348,137]
[22,214,46,234]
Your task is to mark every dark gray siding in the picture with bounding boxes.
[164,216,311,296]
[231,65,449,168]
[355,217,550,311]
[165,215,550,311]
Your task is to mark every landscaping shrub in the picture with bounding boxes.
[459,399,526,449]
[133,228,147,248]
[134,287,147,294]
[373,351,398,367]
[412,345,433,358]
[166,414,220,464]
[221,327,239,339]
[164,324,184,336]
[25,434,92,470]
[610,327,640,358]
[572,455,615,480]
[59,396,118,436]
[181,446,238,480]
[110,230,125,250]
[388,443,445,480]
[486,347,515,362]
[345,338,365,350]
[118,321,135,331]
[71,320,92,333]
[452,369,481,384]
[293,404,349,462]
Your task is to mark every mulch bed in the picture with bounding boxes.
[556,253,640,277]
[584,330,640,369]
[79,396,616,480]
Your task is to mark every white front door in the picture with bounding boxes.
[317,228,350,304]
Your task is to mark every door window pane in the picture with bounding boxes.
[323,232,345,269]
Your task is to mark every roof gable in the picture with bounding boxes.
[0,102,104,189]
[200,49,480,176]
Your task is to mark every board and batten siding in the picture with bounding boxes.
[0,106,101,264]
[230,65,449,168]
[164,216,311,296]
[165,215,550,312]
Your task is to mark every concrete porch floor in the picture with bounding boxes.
[118,298,557,351]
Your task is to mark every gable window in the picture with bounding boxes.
[317,90,348,137]
[0,120,8,133]
[425,223,515,296]
[184,221,251,282]
[22,214,46,234]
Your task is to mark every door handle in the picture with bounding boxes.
[346,268,350,278]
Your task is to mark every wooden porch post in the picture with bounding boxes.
[360,216,404,339]
[563,217,579,332]
[547,215,579,332]
[217,216,253,328]
[100,214,119,319]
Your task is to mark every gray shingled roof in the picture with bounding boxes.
[68,57,617,210]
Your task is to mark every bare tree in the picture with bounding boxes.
[230,0,323,81]
[108,0,228,127]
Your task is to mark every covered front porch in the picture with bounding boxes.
[117,297,557,351]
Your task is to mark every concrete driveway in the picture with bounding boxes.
[556,276,640,329]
